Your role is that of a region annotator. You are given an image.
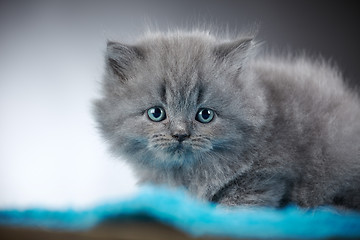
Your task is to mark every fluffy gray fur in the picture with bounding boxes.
[93,30,360,209]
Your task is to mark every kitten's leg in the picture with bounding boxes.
[211,174,290,207]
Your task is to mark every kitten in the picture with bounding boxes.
[93,30,360,209]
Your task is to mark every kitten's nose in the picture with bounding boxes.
[171,121,190,142]
[172,133,190,142]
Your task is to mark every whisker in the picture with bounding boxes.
[153,138,171,142]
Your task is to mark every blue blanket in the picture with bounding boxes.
[1,186,360,239]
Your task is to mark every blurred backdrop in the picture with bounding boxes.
[0,0,359,209]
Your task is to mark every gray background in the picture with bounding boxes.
[2,0,359,86]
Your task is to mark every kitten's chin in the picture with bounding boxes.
[161,143,190,161]
[152,142,202,166]
[147,137,213,166]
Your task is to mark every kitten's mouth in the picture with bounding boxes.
[169,142,186,153]
[149,134,213,160]
[165,142,192,158]
[174,143,184,150]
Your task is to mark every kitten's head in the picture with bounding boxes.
[94,31,266,169]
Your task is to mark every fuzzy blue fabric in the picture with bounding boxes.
[1,186,360,239]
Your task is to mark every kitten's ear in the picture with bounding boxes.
[214,37,253,59]
[106,41,144,81]
[213,38,254,69]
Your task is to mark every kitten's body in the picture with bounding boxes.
[94,31,360,209]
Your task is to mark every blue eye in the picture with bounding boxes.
[147,107,166,122]
[196,108,214,123]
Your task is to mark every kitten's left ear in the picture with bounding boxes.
[213,37,254,68]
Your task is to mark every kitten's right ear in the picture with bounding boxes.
[213,37,255,71]
[214,37,253,61]
[106,41,144,81]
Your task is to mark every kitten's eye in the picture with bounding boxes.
[147,107,166,122]
[196,108,214,123]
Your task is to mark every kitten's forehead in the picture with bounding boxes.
[141,35,214,109]
[145,36,212,73]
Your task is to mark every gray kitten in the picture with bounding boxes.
[93,30,360,210]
